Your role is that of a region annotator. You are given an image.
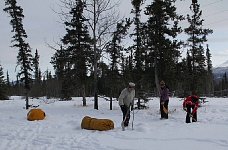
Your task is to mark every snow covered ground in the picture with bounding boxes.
[0,96,228,150]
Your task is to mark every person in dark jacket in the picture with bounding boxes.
[159,80,169,119]
[119,82,135,127]
[183,93,199,123]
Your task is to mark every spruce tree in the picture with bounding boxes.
[205,44,213,96]
[4,0,33,109]
[6,71,11,96]
[30,49,42,97]
[145,0,183,93]
[33,49,40,83]
[184,1,213,93]
[51,46,66,80]
[105,19,131,108]
[106,19,131,73]
[6,71,10,87]
[131,0,144,76]
[51,46,69,99]
[181,51,193,95]
[0,65,8,100]
[61,0,92,104]
[107,20,130,71]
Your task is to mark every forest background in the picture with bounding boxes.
[0,0,228,109]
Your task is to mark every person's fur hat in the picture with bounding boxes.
[160,80,165,85]
[128,82,135,88]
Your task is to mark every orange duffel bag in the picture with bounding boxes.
[81,116,114,131]
[27,108,46,121]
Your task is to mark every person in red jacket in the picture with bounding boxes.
[183,93,199,123]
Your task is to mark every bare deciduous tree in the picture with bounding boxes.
[84,0,120,109]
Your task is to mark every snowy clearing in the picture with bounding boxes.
[0,96,228,150]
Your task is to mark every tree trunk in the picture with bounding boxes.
[154,58,160,96]
[25,89,29,109]
[82,84,86,106]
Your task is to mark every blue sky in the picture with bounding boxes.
[0,0,228,81]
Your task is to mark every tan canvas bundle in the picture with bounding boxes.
[81,116,114,131]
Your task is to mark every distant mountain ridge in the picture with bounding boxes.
[215,60,228,68]
[213,60,228,79]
